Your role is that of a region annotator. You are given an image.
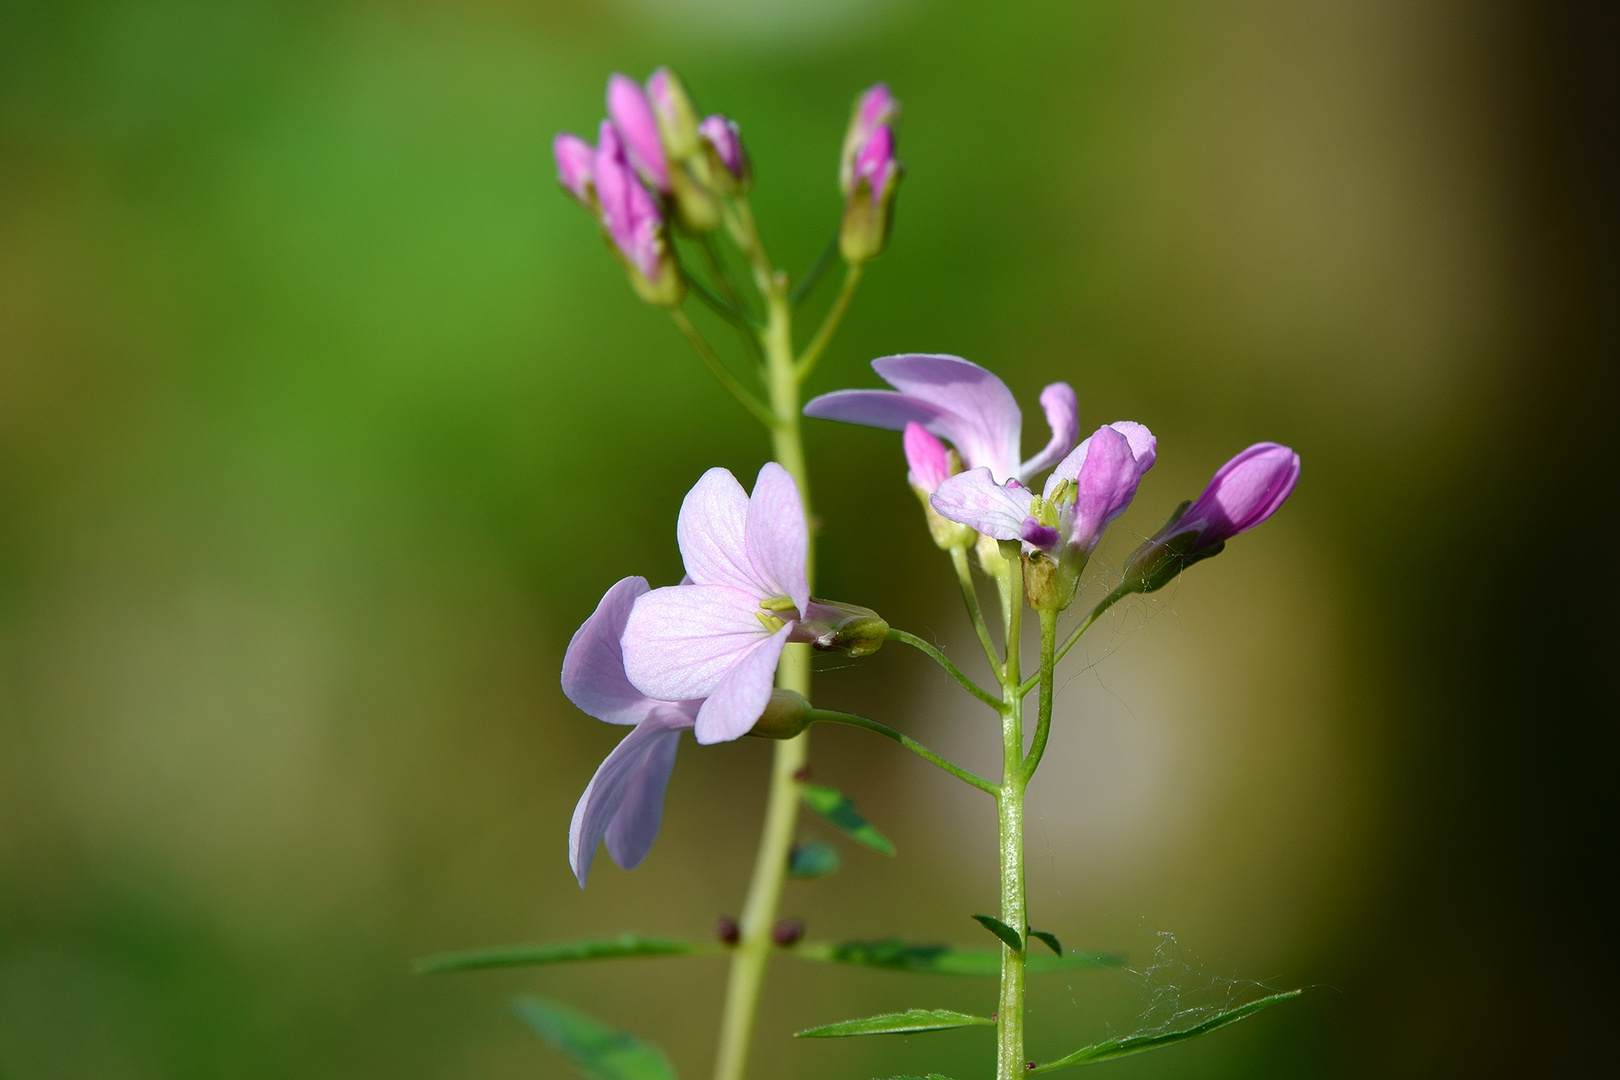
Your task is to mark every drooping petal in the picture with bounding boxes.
[903,422,953,492]
[676,467,756,594]
[929,468,1035,540]
[622,583,766,702]
[1018,382,1079,479]
[873,355,1023,480]
[561,576,658,726]
[568,706,693,887]
[606,73,668,191]
[694,623,793,744]
[1070,425,1146,555]
[743,463,810,614]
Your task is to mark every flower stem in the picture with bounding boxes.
[794,261,863,381]
[952,545,1002,670]
[1016,582,1132,698]
[1020,609,1059,782]
[806,708,997,795]
[710,205,814,1080]
[886,628,1002,711]
[994,550,1027,1080]
[669,306,775,428]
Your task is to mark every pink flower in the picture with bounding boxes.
[805,354,1079,485]
[593,120,669,284]
[607,73,669,191]
[622,464,811,745]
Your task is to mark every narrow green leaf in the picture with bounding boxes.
[511,996,677,1080]
[787,840,841,879]
[1029,989,1303,1073]
[972,914,1023,953]
[1027,928,1063,956]
[793,938,1120,976]
[413,934,701,975]
[876,1075,958,1079]
[796,1008,995,1038]
[800,783,895,855]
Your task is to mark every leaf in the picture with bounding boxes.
[796,1008,995,1038]
[1027,928,1063,956]
[800,783,895,855]
[787,840,841,879]
[793,938,1121,976]
[972,914,1023,953]
[875,1075,959,1079]
[511,996,677,1080]
[413,934,701,975]
[1029,989,1303,1073]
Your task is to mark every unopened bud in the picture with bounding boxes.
[746,689,812,740]
[904,424,974,550]
[772,918,806,947]
[840,124,902,263]
[669,160,721,233]
[798,600,889,658]
[553,132,596,208]
[1023,549,1077,612]
[716,916,740,945]
[839,83,900,195]
[647,68,701,162]
[698,114,752,195]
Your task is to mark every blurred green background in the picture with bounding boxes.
[2,1,1613,1077]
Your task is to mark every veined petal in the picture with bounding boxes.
[677,468,756,594]
[561,576,657,726]
[929,467,1034,540]
[872,355,1022,480]
[694,624,793,745]
[1071,424,1145,554]
[568,706,693,887]
[1046,420,1157,497]
[1018,382,1079,479]
[744,463,809,614]
[1187,442,1301,539]
[623,584,765,702]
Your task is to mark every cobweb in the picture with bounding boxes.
[1098,930,1288,1042]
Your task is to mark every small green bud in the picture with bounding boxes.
[669,161,721,233]
[746,689,812,739]
[1023,549,1077,612]
[800,599,889,658]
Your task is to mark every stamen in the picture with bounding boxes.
[755,611,786,632]
[759,596,798,612]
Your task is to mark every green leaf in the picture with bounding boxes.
[972,914,1023,953]
[413,934,702,975]
[800,783,895,855]
[511,996,677,1080]
[787,840,841,879]
[793,938,1121,976]
[875,1075,958,1079]
[1027,928,1063,956]
[1029,989,1303,1073]
[796,1008,995,1038]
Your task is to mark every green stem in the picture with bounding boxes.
[886,628,1002,711]
[794,261,863,381]
[807,709,998,795]
[711,204,810,1080]
[995,550,1027,1080]
[1016,582,1132,698]
[789,233,839,306]
[1020,609,1059,783]
[669,306,775,429]
[952,545,1002,670]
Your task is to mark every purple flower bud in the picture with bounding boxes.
[717,916,740,945]
[772,917,806,947]
[903,422,952,493]
[593,120,681,305]
[553,132,595,206]
[840,124,902,263]
[606,73,669,191]
[840,83,899,195]
[698,114,751,191]
[1123,442,1301,594]
[852,124,899,195]
[647,67,701,161]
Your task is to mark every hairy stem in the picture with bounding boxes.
[887,628,1002,711]
[808,708,998,795]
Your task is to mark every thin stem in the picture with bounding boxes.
[1020,609,1059,783]
[807,709,998,795]
[685,269,755,332]
[710,212,807,1080]
[994,551,1027,1080]
[886,628,1002,711]
[1016,582,1132,698]
[698,232,750,316]
[789,233,840,306]
[794,261,863,381]
[668,306,775,429]
[952,545,1002,670]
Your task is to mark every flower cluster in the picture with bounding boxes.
[553,69,753,306]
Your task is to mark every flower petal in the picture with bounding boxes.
[606,73,668,191]
[622,584,765,702]
[1046,420,1156,497]
[929,467,1034,540]
[568,706,693,887]
[561,576,657,726]
[872,354,1023,480]
[1188,442,1301,540]
[903,422,953,492]
[744,463,809,614]
[694,623,793,745]
[1018,382,1079,479]
[677,467,757,594]
[1071,424,1146,554]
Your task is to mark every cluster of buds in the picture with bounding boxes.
[838,84,904,263]
[552,69,753,306]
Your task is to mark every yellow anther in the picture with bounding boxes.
[755,611,786,633]
[759,596,798,612]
